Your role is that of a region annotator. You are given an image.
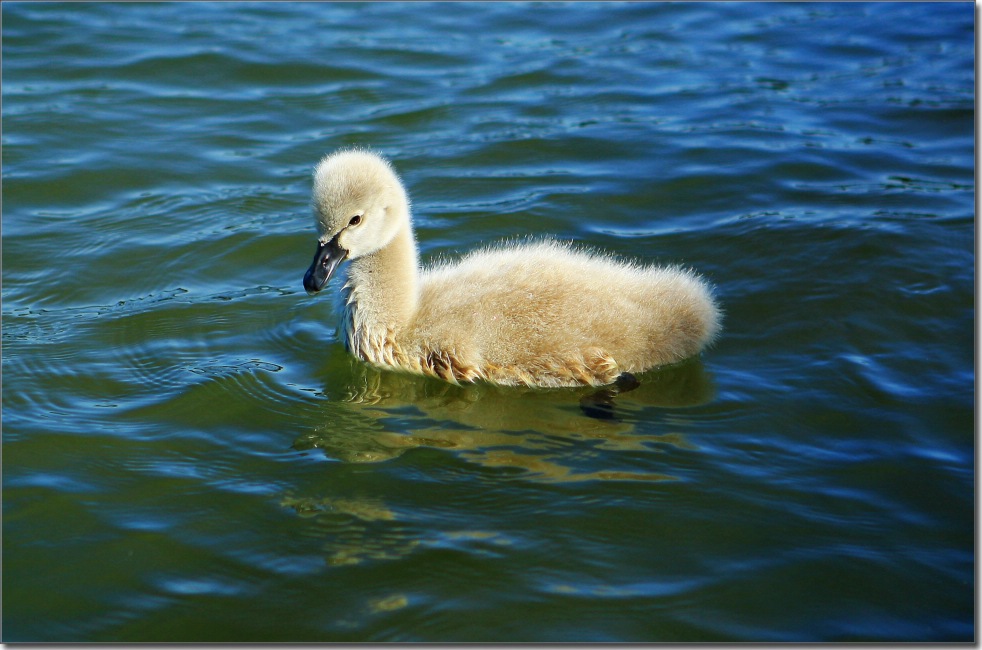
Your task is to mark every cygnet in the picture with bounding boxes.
[302,149,721,388]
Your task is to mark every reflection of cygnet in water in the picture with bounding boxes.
[293,357,715,482]
[301,149,722,388]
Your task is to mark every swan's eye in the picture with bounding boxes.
[349,215,362,226]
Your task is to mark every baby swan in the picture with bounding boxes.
[302,149,721,388]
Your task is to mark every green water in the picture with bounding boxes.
[2,1,974,642]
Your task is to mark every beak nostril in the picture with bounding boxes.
[305,233,348,295]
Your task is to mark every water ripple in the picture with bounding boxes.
[3,1,972,642]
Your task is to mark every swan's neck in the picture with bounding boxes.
[341,223,420,362]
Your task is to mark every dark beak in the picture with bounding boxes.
[303,233,348,295]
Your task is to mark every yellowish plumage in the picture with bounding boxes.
[302,149,721,388]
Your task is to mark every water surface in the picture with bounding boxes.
[2,2,974,642]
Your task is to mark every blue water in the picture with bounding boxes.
[2,2,974,642]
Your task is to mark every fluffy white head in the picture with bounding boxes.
[311,149,411,259]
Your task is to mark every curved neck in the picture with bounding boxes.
[344,222,420,335]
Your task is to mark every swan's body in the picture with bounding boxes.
[302,149,721,388]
